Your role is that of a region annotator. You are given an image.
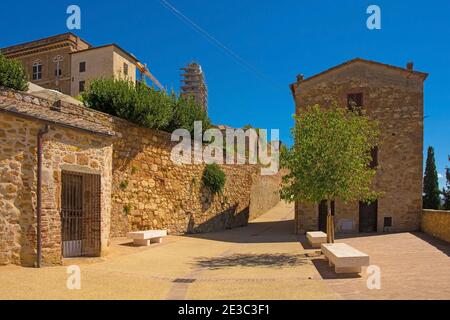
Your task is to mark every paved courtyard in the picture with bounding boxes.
[0,202,449,300]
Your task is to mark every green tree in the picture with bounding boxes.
[280,105,380,242]
[423,146,441,209]
[0,53,28,91]
[442,156,450,210]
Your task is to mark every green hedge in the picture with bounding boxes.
[202,164,226,195]
[0,53,28,91]
[82,78,210,133]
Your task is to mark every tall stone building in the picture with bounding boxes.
[0,33,90,95]
[180,62,208,113]
[290,58,427,234]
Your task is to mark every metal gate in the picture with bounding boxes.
[61,171,101,258]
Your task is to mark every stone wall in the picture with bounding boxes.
[0,112,112,266]
[422,210,450,243]
[110,117,278,236]
[0,88,282,266]
[292,60,425,234]
[249,170,285,221]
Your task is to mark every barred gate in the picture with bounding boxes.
[61,171,101,258]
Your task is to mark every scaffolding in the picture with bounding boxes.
[180,62,208,113]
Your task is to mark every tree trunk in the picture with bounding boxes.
[326,198,335,243]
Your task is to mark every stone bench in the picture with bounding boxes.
[321,243,369,274]
[306,231,327,248]
[127,230,167,246]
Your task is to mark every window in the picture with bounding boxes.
[123,63,128,76]
[32,62,42,80]
[79,62,86,73]
[55,68,62,77]
[347,93,363,113]
[79,81,85,93]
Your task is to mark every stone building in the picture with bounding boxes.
[0,33,90,95]
[0,86,282,266]
[0,88,114,266]
[1,33,162,97]
[290,58,427,234]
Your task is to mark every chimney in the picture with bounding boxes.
[406,61,414,71]
[296,74,304,83]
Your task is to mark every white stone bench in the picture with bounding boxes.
[127,230,167,246]
[321,243,369,274]
[306,231,327,248]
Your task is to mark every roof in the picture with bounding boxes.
[0,89,115,137]
[291,58,429,88]
[69,44,138,63]
[26,82,84,106]
[0,32,91,54]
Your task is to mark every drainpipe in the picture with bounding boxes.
[36,124,50,268]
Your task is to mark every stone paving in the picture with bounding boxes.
[0,201,449,300]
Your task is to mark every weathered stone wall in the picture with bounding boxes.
[292,61,425,234]
[0,112,112,266]
[0,88,282,266]
[422,210,450,243]
[110,117,274,236]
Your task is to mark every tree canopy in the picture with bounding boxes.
[0,53,28,91]
[280,104,380,204]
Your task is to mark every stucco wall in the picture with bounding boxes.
[70,45,136,96]
[292,61,425,234]
[422,210,450,243]
[249,170,284,221]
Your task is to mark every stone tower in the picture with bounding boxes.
[180,62,208,113]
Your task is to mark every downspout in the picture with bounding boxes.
[36,124,50,268]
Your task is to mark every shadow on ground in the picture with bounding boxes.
[311,258,363,279]
[183,219,296,244]
[193,253,309,270]
[410,232,450,258]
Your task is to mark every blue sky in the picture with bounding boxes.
[1,0,448,187]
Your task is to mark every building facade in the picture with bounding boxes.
[0,33,90,95]
[290,58,427,234]
[1,33,159,97]
[70,44,137,96]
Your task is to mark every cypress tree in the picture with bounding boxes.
[443,156,450,210]
[423,147,441,209]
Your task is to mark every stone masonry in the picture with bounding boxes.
[0,87,282,266]
[110,117,282,236]
[0,95,113,266]
[290,58,427,234]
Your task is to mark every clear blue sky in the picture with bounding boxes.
[1,0,448,187]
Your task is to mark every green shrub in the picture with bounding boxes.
[119,180,129,191]
[0,53,28,91]
[202,164,226,195]
[167,96,211,134]
[82,79,210,133]
[123,204,132,216]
